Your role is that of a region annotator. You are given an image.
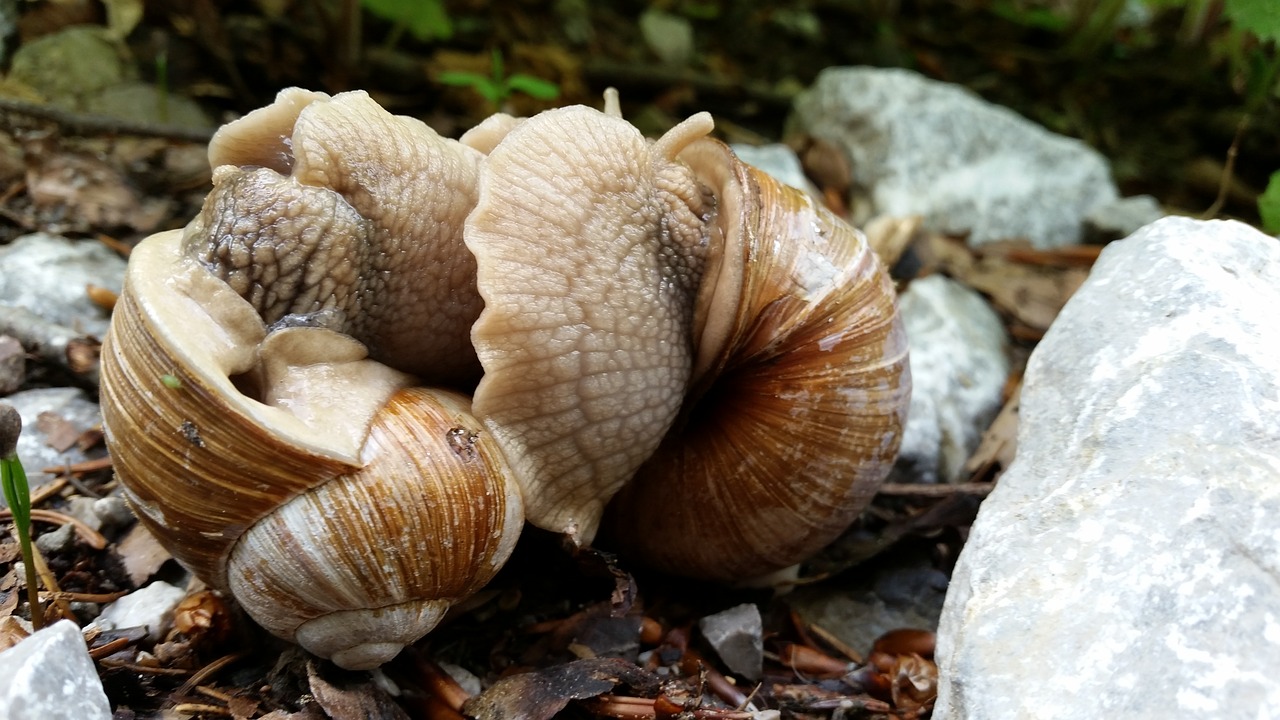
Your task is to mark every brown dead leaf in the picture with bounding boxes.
[308,661,411,720]
[115,521,173,586]
[864,214,923,269]
[0,615,30,653]
[26,151,170,232]
[462,657,660,720]
[964,382,1021,483]
[225,693,262,720]
[36,411,81,453]
[917,234,1090,331]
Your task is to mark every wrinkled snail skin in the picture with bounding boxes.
[100,87,910,669]
[188,88,487,385]
[464,108,910,578]
[464,108,719,547]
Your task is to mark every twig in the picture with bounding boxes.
[87,635,137,660]
[0,305,100,386]
[43,590,130,603]
[97,658,191,675]
[0,507,108,549]
[170,704,231,716]
[42,456,113,475]
[876,482,995,497]
[29,543,74,622]
[1203,114,1250,219]
[178,652,248,695]
[0,97,214,144]
[28,477,69,506]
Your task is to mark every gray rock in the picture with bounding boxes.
[2,387,106,496]
[935,217,1280,718]
[0,619,111,720]
[788,67,1118,248]
[34,523,77,555]
[891,276,1008,484]
[638,9,693,66]
[92,495,136,530]
[1082,194,1165,244]
[0,233,126,339]
[697,603,763,680]
[791,556,949,655]
[730,143,821,199]
[0,335,22,394]
[7,26,129,109]
[88,580,186,644]
[84,82,214,130]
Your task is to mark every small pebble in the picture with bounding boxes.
[0,336,24,395]
[0,402,19,458]
[88,581,186,644]
[698,603,764,681]
[34,523,77,555]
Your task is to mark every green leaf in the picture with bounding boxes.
[2,457,30,531]
[505,74,561,100]
[438,71,506,104]
[437,71,491,87]
[1259,170,1280,234]
[1224,0,1280,43]
[990,0,1070,32]
[361,0,453,42]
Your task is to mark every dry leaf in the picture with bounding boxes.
[918,235,1090,331]
[308,661,410,720]
[964,383,1021,482]
[865,214,923,269]
[463,657,659,720]
[0,615,31,653]
[36,411,80,453]
[115,522,174,586]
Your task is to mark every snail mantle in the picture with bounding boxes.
[99,88,911,670]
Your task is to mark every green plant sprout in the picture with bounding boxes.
[1,403,41,630]
[361,0,453,44]
[438,49,560,110]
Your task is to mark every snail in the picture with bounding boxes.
[99,88,910,669]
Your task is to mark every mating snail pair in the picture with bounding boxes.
[99,88,911,669]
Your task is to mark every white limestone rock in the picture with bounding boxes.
[891,275,1009,484]
[788,67,1118,248]
[0,620,111,720]
[2,387,106,495]
[730,143,822,199]
[935,217,1280,719]
[0,233,125,339]
[88,580,186,643]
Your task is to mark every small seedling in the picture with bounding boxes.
[361,0,452,43]
[438,49,560,110]
[0,403,41,630]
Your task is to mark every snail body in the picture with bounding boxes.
[100,89,909,669]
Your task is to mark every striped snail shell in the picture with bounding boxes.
[464,99,910,579]
[100,88,909,670]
